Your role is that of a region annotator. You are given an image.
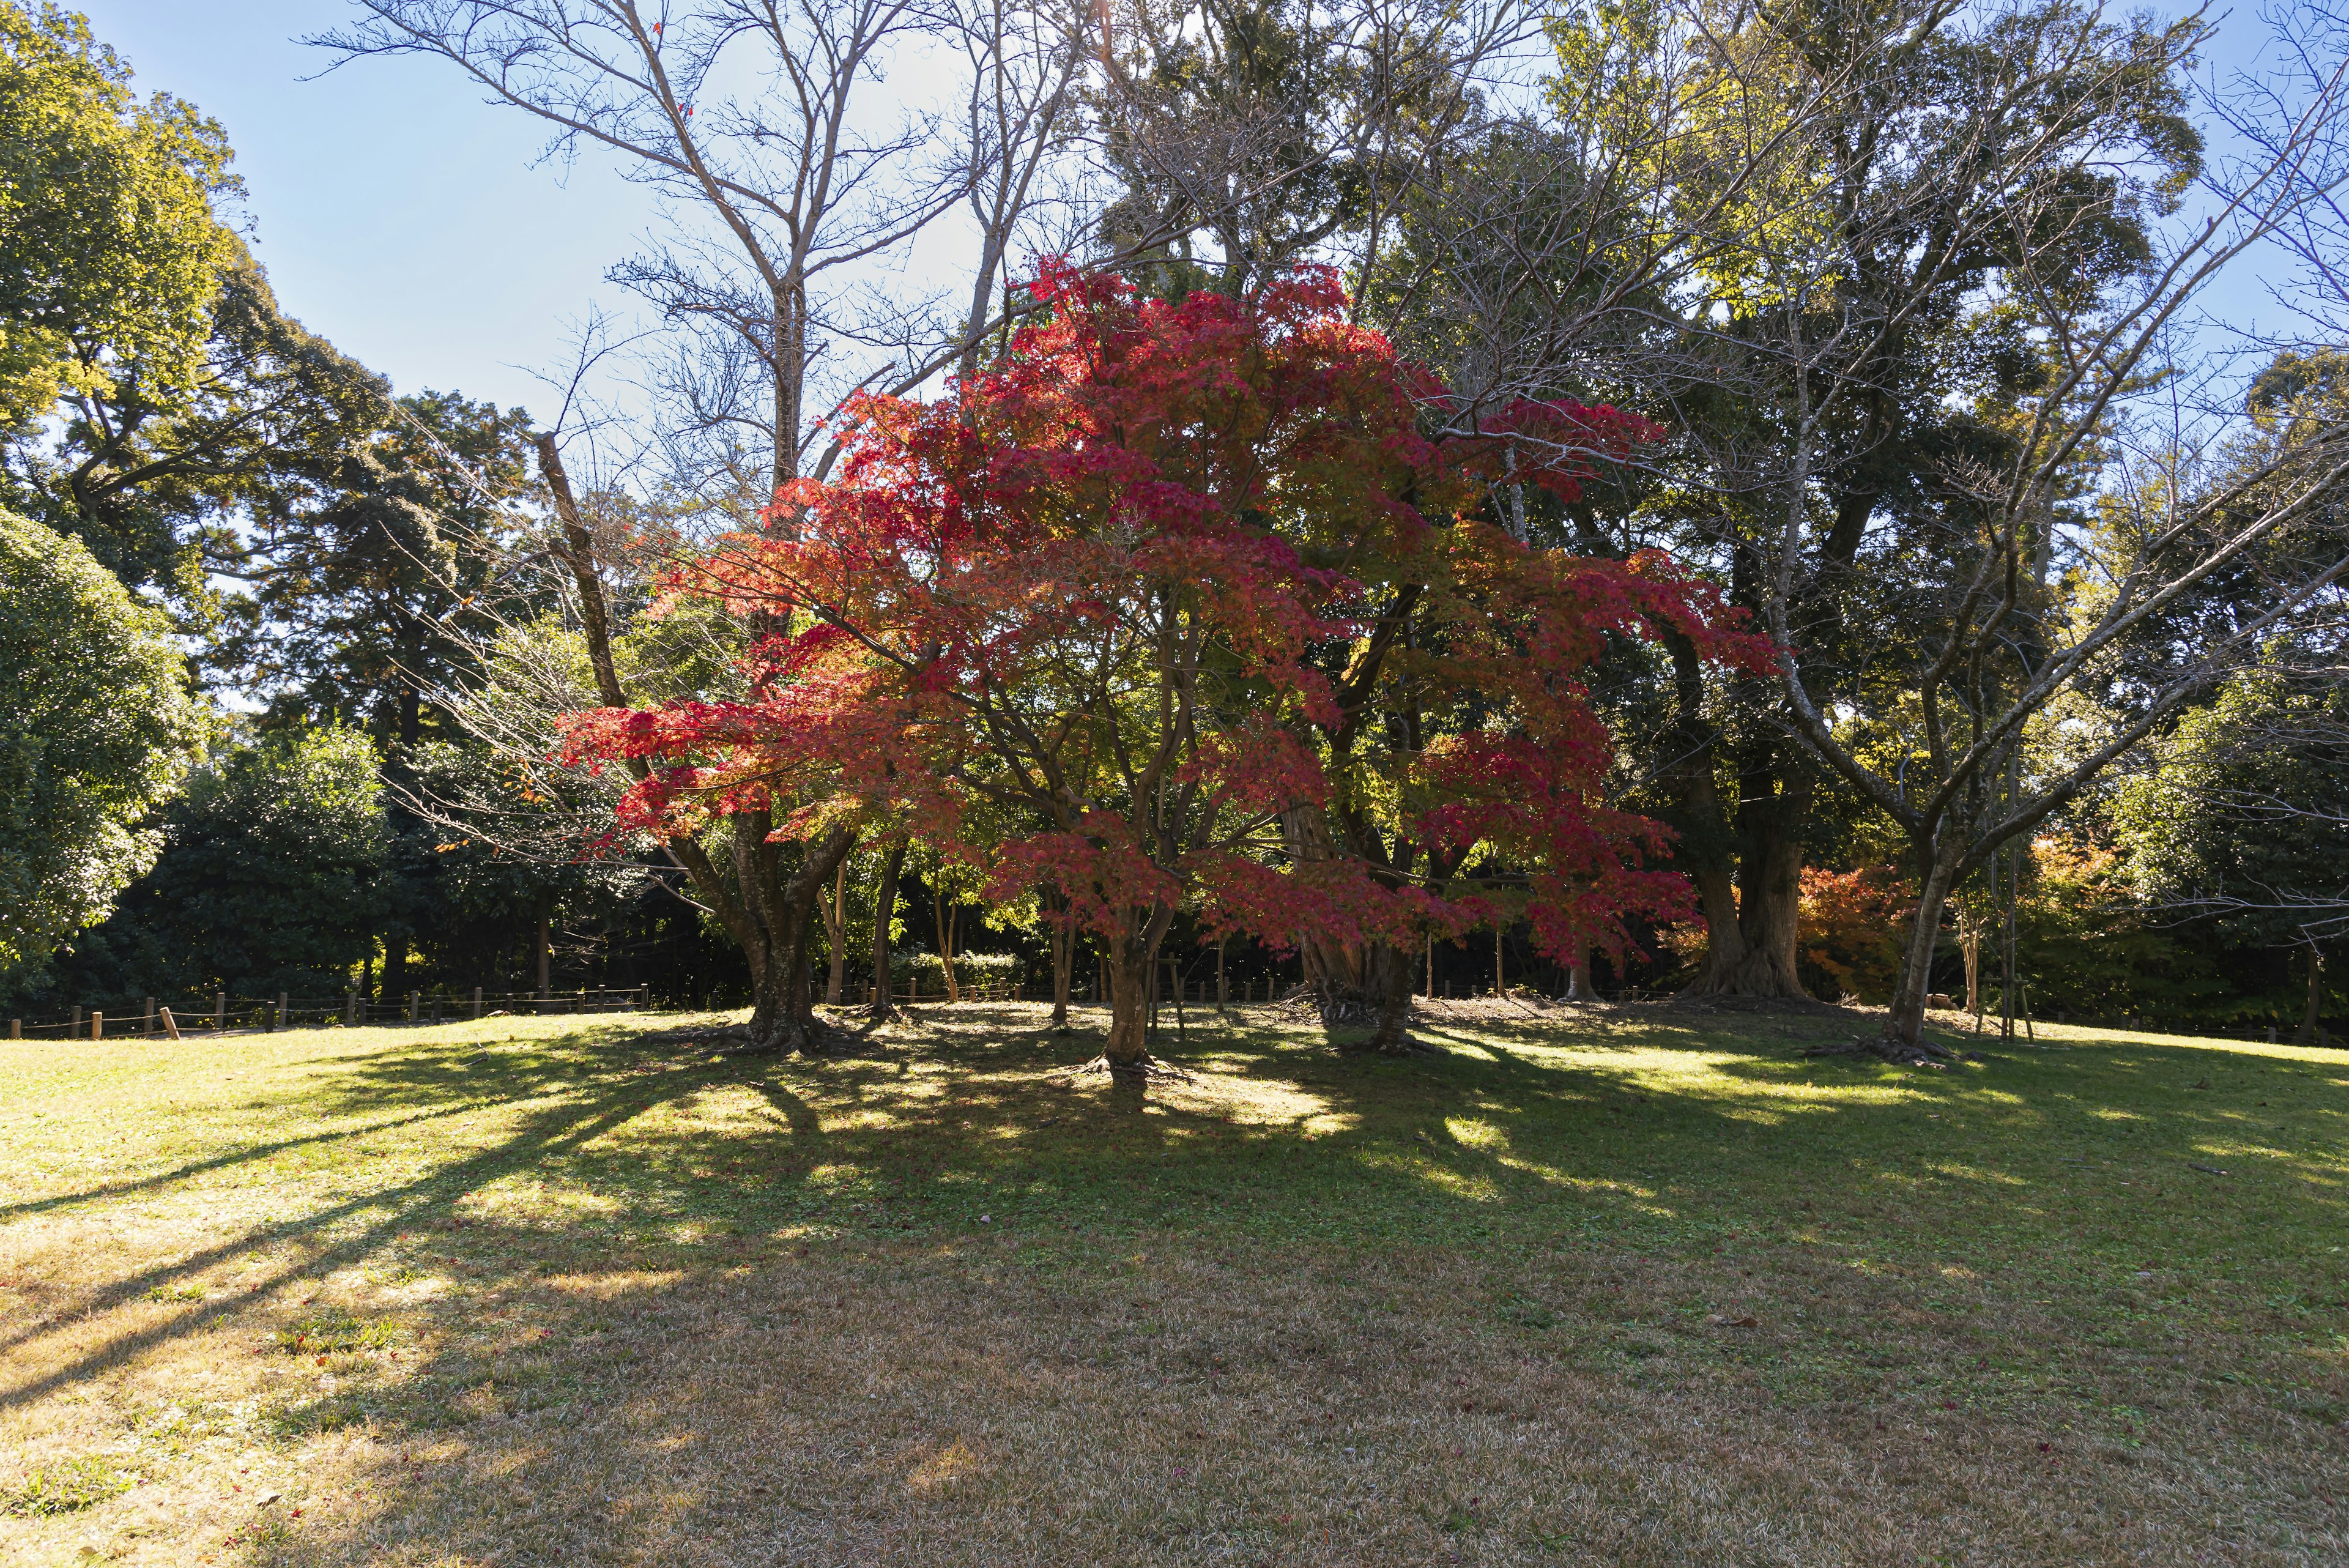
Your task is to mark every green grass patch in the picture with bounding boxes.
[3,1455,135,1516]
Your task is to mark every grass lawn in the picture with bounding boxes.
[0,999,2343,1566]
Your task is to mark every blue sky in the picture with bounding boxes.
[81,1,659,420]
[74,2,2324,429]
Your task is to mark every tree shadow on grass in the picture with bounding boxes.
[11,1005,2344,1562]
[0,1041,738,1412]
[194,1009,2348,1564]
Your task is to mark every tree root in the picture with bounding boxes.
[1805,1033,1972,1069]
[1069,1053,1194,1082]
[1335,1031,1439,1057]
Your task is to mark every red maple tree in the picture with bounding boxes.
[565,262,1769,1064]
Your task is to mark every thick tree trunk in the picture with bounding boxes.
[1103,941,1156,1068]
[1563,938,1600,1001]
[2296,940,2325,1046]
[741,825,856,1055]
[869,840,907,1019]
[1366,946,1417,1054]
[1685,771,1812,997]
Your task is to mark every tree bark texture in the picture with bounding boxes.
[868,839,907,1019]
[1685,763,1813,998]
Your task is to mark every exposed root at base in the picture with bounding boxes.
[1335,1032,1440,1058]
[1805,1035,1981,1069]
[1068,1052,1194,1082]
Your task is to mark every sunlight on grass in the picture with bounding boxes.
[1,1003,2343,1565]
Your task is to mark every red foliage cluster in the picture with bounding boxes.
[561,261,1772,1022]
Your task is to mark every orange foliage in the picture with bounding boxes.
[1797,866,1917,1003]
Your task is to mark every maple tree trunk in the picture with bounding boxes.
[1564,938,1600,1001]
[744,827,857,1055]
[1365,943,1418,1054]
[1051,924,1073,1029]
[869,840,907,1018]
[823,860,847,1004]
[1103,942,1155,1068]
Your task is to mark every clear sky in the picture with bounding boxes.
[72,1,2322,431]
[79,1,661,421]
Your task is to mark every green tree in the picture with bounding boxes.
[2,6,391,611]
[215,388,536,746]
[0,2,235,435]
[50,724,387,1003]
[0,507,202,1001]
[2116,674,2349,1042]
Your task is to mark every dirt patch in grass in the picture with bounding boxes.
[1,1005,2343,1564]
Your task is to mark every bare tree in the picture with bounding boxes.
[315,0,1086,1049]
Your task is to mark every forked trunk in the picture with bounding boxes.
[1682,772,1811,998]
[744,825,857,1055]
[933,896,961,1003]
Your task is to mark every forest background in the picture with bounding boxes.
[3,0,2345,1048]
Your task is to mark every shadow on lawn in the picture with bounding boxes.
[247,1005,2349,1258]
[10,1005,2342,1563]
[229,1011,2349,1562]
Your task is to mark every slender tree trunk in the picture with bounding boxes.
[823,858,847,1005]
[1962,918,1980,1016]
[1494,923,1505,995]
[535,902,551,998]
[869,840,907,1018]
[932,895,961,1003]
[1215,937,1227,1007]
[2296,940,2325,1046]
[1051,923,1073,1030]
[1883,836,1966,1053]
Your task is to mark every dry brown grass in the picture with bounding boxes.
[1,1003,2343,1566]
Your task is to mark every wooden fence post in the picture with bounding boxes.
[472,986,483,1020]
[344,990,357,1027]
[276,994,288,1031]
[9,1019,18,1039]
[91,1010,103,1041]
[214,992,225,1032]
[158,1007,181,1040]
[143,997,155,1038]
[73,1005,83,1035]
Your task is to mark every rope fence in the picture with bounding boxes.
[6,986,657,1041]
